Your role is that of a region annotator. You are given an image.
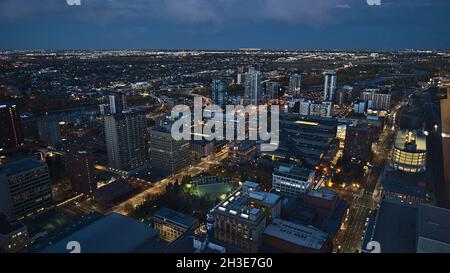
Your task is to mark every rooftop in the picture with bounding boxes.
[263,218,328,250]
[394,129,427,152]
[0,158,46,177]
[371,200,418,253]
[153,208,199,230]
[41,213,166,253]
[273,164,314,181]
[417,205,450,245]
[214,189,265,224]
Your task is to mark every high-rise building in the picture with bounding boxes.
[323,70,337,102]
[0,104,24,151]
[0,158,53,221]
[288,73,301,97]
[109,92,128,114]
[37,116,61,146]
[441,88,450,206]
[343,124,374,163]
[361,89,391,111]
[99,103,111,115]
[236,66,245,85]
[104,110,147,170]
[149,126,191,176]
[65,150,97,195]
[211,78,229,107]
[265,81,280,100]
[245,68,262,105]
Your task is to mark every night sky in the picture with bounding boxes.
[0,0,449,50]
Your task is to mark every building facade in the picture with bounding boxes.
[323,70,337,102]
[153,208,199,243]
[0,158,53,221]
[245,68,262,105]
[390,130,427,173]
[65,150,97,195]
[288,73,301,97]
[211,78,229,107]
[37,116,61,146]
[149,126,191,176]
[104,110,147,170]
[272,164,316,195]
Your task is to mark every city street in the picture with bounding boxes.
[335,105,399,252]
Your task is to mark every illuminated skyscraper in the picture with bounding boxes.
[211,78,229,107]
[149,126,191,176]
[323,70,337,102]
[109,92,128,114]
[0,158,53,221]
[245,68,262,105]
[37,116,61,146]
[289,73,301,97]
[0,104,24,151]
[104,109,147,170]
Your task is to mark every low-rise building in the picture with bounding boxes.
[272,164,315,195]
[262,218,331,253]
[153,208,199,243]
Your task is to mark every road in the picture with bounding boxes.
[336,104,399,253]
[112,158,218,215]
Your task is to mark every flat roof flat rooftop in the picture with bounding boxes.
[41,213,166,253]
[0,158,45,177]
[372,200,418,253]
[154,208,199,229]
[417,205,450,245]
[264,218,328,250]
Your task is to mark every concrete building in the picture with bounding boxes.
[390,130,427,173]
[245,68,262,105]
[288,73,301,97]
[209,182,281,252]
[364,200,450,253]
[0,104,24,151]
[416,205,450,253]
[211,78,229,107]
[41,213,166,253]
[37,116,61,146]
[266,81,280,100]
[276,113,338,167]
[153,208,199,243]
[310,101,332,117]
[262,218,331,253]
[323,70,337,102]
[272,164,315,195]
[65,150,97,195]
[109,92,128,114]
[149,126,191,176]
[104,109,147,170]
[298,100,332,117]
[361,89,391,111]
[0,158,53,221]
[343,124,374,163]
